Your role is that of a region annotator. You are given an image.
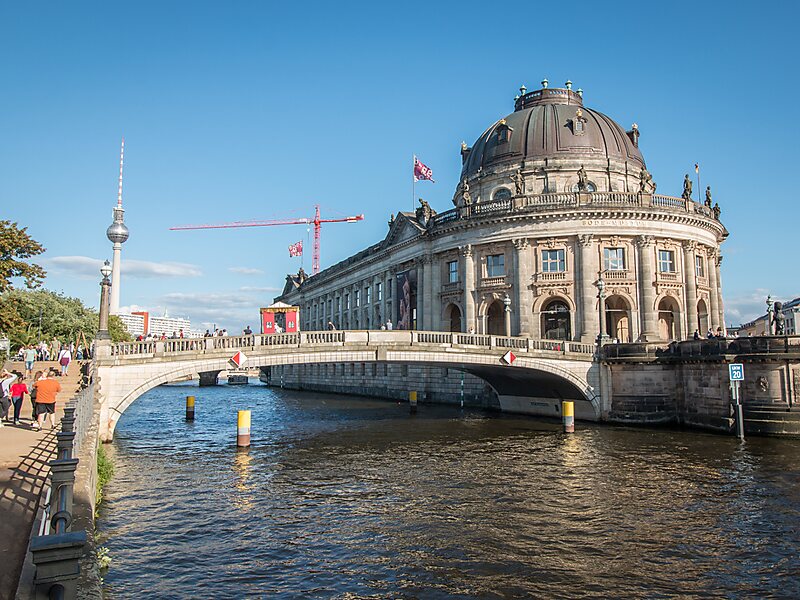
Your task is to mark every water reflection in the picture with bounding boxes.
[99,383,800,599]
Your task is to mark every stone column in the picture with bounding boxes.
[682,241,699,338]
[421,255,433,330]
[513,238,532,335]
[430,255,442,330]
[715,252,725,332]
[707,248,720,332]
[637,235,659,341]
[461,244,476,332]
[578,234,599,344]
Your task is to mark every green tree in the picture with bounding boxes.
[0,220,46,291]
[108,315,133,343]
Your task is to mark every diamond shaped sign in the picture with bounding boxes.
[230,351,247,368]
[501,350,516,365]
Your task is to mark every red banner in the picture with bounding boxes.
[413,157,434,182]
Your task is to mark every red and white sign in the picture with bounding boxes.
[501,350,516,365]
[230,351,247,367]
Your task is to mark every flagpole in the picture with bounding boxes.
[412,154,416,212]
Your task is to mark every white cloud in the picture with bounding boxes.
[239,285,281,293]
[229,266,264,275]
[724,288,771,325]
[44,256,202,279]
[159,290,267,331]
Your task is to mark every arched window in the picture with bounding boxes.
[658,297,680,341]
[493,187,512,202]
[486,300,505,335]
[542,299,571,340]
[605,295,631,342]
[444,303,462,332]
[572,181,597,192]
[697,299,709,334]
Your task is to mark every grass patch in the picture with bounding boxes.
[96,444,114,507]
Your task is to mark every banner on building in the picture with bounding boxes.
[395,269,417,330]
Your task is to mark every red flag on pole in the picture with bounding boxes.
[288,241,303,257]
[413,156,434,182]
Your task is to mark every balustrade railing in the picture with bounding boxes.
[429,190,717,229]
[107,330,597,357]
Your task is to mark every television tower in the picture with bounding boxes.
[106,138,129,314]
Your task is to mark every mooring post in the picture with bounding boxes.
[237,410,251,447]
[562,401,575,433]
[186,396,195,421]
[409,391,418,414]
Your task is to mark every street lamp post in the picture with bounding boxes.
[503,293,512,337]
[766,294,774,335]
[97,260,112,340]
[595,277,609,352]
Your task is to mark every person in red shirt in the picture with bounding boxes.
[9,374,28,426]
[33,370,61,430]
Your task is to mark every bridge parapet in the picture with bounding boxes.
[103,330,595,364]
[602,335,800,361]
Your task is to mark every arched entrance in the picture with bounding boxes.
[444,303,462,332]
[605,295,631,342]
[697,299,709,335]
[541,299,571,340]
[658,297,680,341]
[486,300,504,335]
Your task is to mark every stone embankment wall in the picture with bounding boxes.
[262,363,500,409]
[603,338,800,435]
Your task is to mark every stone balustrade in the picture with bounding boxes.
[432,191,716,228]
[104,330,597,363]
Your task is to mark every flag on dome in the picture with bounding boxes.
[413,156,434,182]
[288,241,303,257]
[695,163,699,173]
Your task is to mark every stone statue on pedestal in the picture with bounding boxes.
[682,174,693,200]
[772,301,786,335]
[577,166,588,192]
[511,169,525,196]
[705,186,712,207]
[639,168,655,193]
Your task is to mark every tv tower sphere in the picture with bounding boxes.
[106,212,129,243]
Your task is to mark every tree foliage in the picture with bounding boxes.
[0,289,131,349]
[0,220,46,291]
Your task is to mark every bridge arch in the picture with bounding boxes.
[96,332,598,441]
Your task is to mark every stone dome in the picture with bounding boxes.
[461,86,645,181]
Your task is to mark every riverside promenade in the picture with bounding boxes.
[0,361,83,600]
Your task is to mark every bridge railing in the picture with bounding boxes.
[108,330,596,359]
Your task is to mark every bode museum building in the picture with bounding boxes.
[277,81,727,344]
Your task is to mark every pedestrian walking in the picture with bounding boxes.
[57,346,72,376]
[23,345,36,377]
[33,370,61,430]
[30,370,42,421]
[10,374,28,425]
[0,369,18,425]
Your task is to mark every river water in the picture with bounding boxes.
[98,382,800,599]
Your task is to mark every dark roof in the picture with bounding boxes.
[461,87,644,179]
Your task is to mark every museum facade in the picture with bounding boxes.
[277,82,727,343]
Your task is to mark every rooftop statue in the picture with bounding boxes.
[639,168,655,194]
[682,174,693,200]
[712,202,721,219]
[705,186,712,207]
[577,166,588,192]
[511,169,525,196]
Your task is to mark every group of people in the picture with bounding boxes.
[693,328,727,340]
[0,367,61,430]
[136,329,187,341]
[326,319,395,331]
[17,342,77,376]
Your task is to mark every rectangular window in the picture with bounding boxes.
[354,290,360,307]
[345,294,350,310]
[365,286,371,304]
[604,247,625,271]
[387,280,392,298]
[487,254,505,278]
[336,297,341,312]
[447,260,459,283]
[695,255,705,277]
[658,250,676,273]
[541,249,566,272]
[328,299,332,315]
[376,282,383,301]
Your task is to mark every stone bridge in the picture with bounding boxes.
[93,330,601,441]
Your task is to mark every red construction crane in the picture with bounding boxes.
[170,205,364,275]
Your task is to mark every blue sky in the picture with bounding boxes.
[2,1,797,331]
